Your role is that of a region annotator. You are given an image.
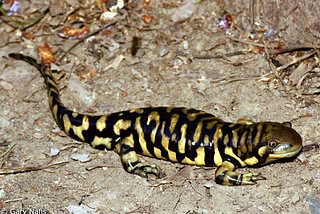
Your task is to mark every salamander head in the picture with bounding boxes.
[248,122,302,165]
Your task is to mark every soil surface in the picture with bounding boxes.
[0,0,320,213]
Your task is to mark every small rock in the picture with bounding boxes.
[70,153,91,162]
[305,196,320,214]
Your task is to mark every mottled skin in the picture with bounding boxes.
[9,53,303,186]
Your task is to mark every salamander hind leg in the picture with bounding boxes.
[215,161,266,186]
[116,134,161,178]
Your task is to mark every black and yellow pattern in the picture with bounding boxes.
[9,53,303,186]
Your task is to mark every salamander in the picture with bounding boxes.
[9,53,303,186]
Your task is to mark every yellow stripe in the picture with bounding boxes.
[194,146,205,165]
[171,133,177,142]
[135,117,152,157]
[52,104,59,124]
[113,119,131,135]
[161,135,169,151]
[47,78,57,89]
[214,147,223,166]
[169,114,179,133]
[62,114,71,134]
[240,130,248,154]
[91,136,113,149]
[166,107,173,113]
[74,115,89,141]
[236,119,254,125]
[130,108,144,114]
[187,111,206,121]
[147,111,160,125]
[231,130,239,149]
[187,113,198,121]
[224,147,247,167]
[48,86,59,95]
[182,156,194,165]
[168,150,177,162]
[244,156,259,165]
[147,111,160,143]
[253,123,263,146]
[182,147,205,165]
[120,134,139,164]
[64,115,90,141]
[193,122,203,143]
[258,146,267,157]
[213,124,223,166]
[96,115,108,132]
[204,135,210,146]
[72,112,78,118]
[178,124,188,154]
[160,121,166,136]
[223,134,229,145]
[182,108,190,115]
[206,120,219,130]
[154,147,163,159]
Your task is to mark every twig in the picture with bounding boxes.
[215,76,261,86]
[172,191,183,211]
[0,142,15,158]
[57,18,120,63]
[276,51,316,72]
[227,37,320,56]
[126,205,143,214]
[0,6,44,26]
[175,50,246,59]
[264,42,279,78]
[210,74,261,84]
[302,143,319,152]
[296,60,318,89]
[3,198,25,203]
[0,159,68,175]
[188,180,202,196]
[87,181,95,195]
[269,46,320,55]
[250,0,255,26]
[86,164,122,171]
[197,90,211,103]
[218,53,257,66]
[227,36,266,47]
[310,43,320,60]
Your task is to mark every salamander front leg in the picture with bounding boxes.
[215,161,266,185]
[116,135,161,178]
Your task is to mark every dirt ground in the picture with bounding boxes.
[1,0,320,213]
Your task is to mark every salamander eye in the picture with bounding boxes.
[268,140,278,148]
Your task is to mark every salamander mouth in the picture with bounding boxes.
[268,145,302,159]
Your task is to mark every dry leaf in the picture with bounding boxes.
[104,54,125,71]
[142,15,154,23]
[289,62,307,85]
[171,1,198,22]
[0,79,13,91]
[81,73,88,79]
[58,25,89,39]
[37,43,57,66]
[121,91,128,97]
[89,66,98,76]
[23,32,35,40]
[154,166,196,186]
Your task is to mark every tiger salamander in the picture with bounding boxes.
[9,53,303,186]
